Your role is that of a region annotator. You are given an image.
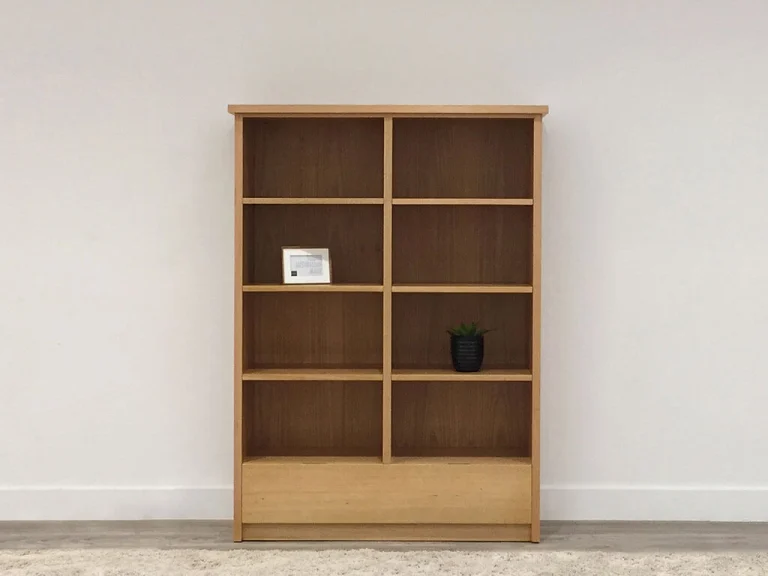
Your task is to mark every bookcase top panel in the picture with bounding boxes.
[228,105,548,118]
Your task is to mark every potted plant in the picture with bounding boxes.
[447,322,490,372]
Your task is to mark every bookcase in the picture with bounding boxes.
[229,105,547,542]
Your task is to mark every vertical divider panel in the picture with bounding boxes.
[382,117,394,463]
[530,117,543,542]
[233,115,244,541]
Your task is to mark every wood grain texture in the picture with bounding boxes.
[392,206,532,284]
[244,456,381,464]
[243,197,384,205]
[242,523,532,541]
[393,284,532,294]
[229,104,549,117]
[392,456,530,465]
[392,368,532,381]
[242,368,383,381]
[392,293,531,370]
[393,119,533,199]
[233,116,244,542]
[392,381,532,458]
[243,293,382,369]
[392,198,533,205]
[243,284,383,293]
[531,117,543,543]
[243,381,382,458]
[243,118,383,198]
[241,459,531,524]
[383,118,393,463]
[244,205,382,284]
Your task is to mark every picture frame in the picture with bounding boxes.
[281,247,332,284]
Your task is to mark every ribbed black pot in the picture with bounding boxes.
[450,335,485,372]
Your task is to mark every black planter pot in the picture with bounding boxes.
[450,335,485,372]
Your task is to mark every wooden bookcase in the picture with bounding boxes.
[229,105,548,542]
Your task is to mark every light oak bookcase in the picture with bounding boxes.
[228,105,548,542]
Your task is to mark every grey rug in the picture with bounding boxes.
[2,549,767,575]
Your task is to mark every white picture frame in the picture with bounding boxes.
[282,247,332,284]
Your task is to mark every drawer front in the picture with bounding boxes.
[242,459,531,524]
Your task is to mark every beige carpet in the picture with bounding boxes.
[2,549,767,575]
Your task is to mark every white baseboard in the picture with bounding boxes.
[0,486,231,521]
[542,485,768,522]
[2,485,767,521]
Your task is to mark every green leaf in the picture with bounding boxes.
[448,322,492,337]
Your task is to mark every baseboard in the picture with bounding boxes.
[2,485,767,521]
[0,487,231,521]
[542,485,768,522]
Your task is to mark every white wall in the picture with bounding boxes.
[2,0,768,521]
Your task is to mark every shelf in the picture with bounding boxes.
[243,456,530,466]
[244,205,382,284]
[243,368,383,381]
[245,368,530,382]
[244,284,383,293]
[229,104,549,117]
[393,284,532,294]
[244,293,382,368]
[244,198,530,206]
[244,456,381,465]
[243,198,384,205]
[393,205,532,284]
[392,198,532,206]
[243,380,382,459]
[243,118,383,199]
[392,456,531,466]
[392,381,532,458]
[393,118,534,200]
[246,284,531,293]
[244,198,530,205]
[392,369,532,382]
[393,293,531,369]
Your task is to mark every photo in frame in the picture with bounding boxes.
[281,247,332,284]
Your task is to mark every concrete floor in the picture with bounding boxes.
[0,521,766,552]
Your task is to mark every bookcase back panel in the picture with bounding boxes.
[393,206,532,284]
[393,118,533,199]
[392,293,531,370]
[392,381,531,457]
[243,293,383,369]
[244,381,382,457]
[244,118,384,198]
[244,205,383,284]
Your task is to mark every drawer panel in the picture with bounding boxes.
[242,457,531,524]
